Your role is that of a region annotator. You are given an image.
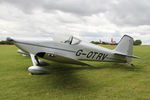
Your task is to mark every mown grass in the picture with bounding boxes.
[0,45,150,100]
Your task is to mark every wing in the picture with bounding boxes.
[36,52,89,65]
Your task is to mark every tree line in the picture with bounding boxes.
[91,40,142,45]
[0,40,14,45]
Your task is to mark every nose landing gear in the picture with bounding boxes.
[28,54,49,75]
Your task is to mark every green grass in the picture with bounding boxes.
[0,45,150,100]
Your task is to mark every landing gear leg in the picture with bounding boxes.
[28,54,49,75]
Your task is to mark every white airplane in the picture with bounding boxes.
[7,35,139,74]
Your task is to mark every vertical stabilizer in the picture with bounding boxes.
[114,35,134,62]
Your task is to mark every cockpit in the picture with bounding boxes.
[64,36,81,45]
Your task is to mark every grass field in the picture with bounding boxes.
[0,45,150,100]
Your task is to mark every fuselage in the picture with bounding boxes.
[10,37,127,64]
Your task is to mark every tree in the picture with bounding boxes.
[90,41,100,44]
[134,40,142,45]
[102,42,109,45]
[0,40,14,45]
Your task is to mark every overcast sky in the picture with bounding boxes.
[0,0,150,44]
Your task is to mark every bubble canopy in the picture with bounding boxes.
[64,36,81,45]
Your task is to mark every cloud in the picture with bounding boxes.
[1,0,150,26]
[0,0,117,15]
[0,0,150,44]
[106,0,150,26]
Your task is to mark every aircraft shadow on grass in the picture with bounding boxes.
[40,62,141,92]
[41,64,91,92]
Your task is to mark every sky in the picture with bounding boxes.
[0,0,150,44]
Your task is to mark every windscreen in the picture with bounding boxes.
[71,37,81,45]
[64,36,81,45]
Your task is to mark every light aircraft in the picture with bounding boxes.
[7,35,139,74]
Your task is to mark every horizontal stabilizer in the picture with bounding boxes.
[114,52,140,59]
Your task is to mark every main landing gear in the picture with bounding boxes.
[28,54,49,75]
[130,64,134,67]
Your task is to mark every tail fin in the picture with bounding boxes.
[115,35,133,55]
[114,35,134,62]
